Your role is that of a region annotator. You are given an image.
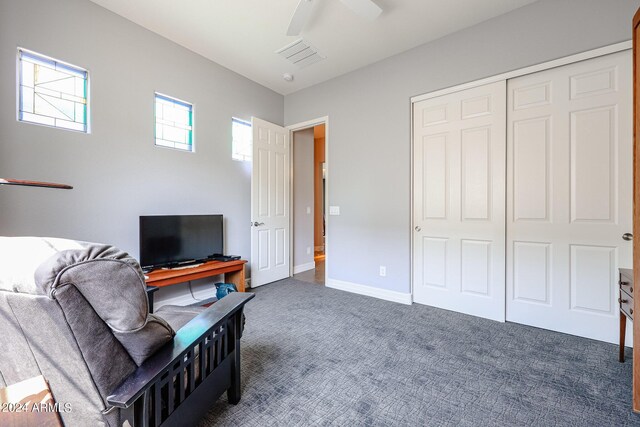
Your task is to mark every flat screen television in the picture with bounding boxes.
[139,214,223,270]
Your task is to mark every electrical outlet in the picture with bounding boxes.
[306,247,311,255]
[379,266,386,277]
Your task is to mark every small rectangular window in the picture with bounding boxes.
[155,93,193,152]
[18,48,89,132]
[232,118,252,161]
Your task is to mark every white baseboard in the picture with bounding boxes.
[154,292,202,309]
[326,278,412,305]
[154,283,215,309]
[293,262,316,274]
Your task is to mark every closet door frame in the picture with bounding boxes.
[410,40,631,306]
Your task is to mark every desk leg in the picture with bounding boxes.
[620,312,627,363]
[146,286,158,314]
[225,266,246,292]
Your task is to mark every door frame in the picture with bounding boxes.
[632,6,640,412]
[410,40,631,300]
[287,116,330,281]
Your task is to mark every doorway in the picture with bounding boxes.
[313,124,326,265]
[290,118,328,285]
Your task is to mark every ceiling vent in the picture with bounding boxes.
[275,39,325,68]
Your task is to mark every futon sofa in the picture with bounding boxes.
[0,236,253,426]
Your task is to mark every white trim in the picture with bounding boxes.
[410,89,415,299]
[293,261,316,274]
[287,116,329,284]
[411,41,631,103]
[287,116,329,131]
[327,279,412,305]
[154,292,204,309]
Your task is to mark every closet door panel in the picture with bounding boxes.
[413,81,506,322]
[506,50,632,344]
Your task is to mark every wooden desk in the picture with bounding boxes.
[619,268,634,362]
[145,259,247,292]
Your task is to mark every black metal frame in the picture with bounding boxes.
[107,292,254,427]
[145,286,159,313]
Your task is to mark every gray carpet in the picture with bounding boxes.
[199,278,638,426]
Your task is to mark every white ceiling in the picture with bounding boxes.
[89,0,538,95]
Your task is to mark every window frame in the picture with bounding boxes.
[231,117,252,161]
[16,47,90,133]
[154,92,195,153]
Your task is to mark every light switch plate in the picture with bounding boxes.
[329,206,340,215]
[306,206,311,214]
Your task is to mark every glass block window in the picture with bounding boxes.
[18,49,89,132]
[232,118,252,161]
[155,93,193,151]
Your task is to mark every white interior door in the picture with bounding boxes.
[412,81,506,322]
[506,50,632,344]
[251,117,290,287]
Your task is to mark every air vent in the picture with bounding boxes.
[275,39,325,68]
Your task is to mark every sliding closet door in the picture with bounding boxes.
[506,51,632,343]
[413,81,506,322]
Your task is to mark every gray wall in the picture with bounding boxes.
[0,0,283,265]
[284,0,639,293]
[2,0,637,296]
[292,128,315,269]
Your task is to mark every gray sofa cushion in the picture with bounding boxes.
[33,241,149,332]
[2,292,109,426]
[155,305,207,331]
[54,285,137,397]
[35,252,149,332]
[0,236,176,366]
[113,314,175,365]
[0,237,86,294]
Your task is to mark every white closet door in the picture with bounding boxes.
[506,51,632,344]
[413,81,506,322]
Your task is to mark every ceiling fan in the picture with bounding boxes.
[287,0,383,36]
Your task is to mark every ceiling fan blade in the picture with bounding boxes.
[340,0,382,20]
[287,0,316,36]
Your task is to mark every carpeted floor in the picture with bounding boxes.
[199,278,638,426]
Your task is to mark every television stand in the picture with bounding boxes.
[145,259,247,292]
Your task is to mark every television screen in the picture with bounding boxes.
[139,214,223,269]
